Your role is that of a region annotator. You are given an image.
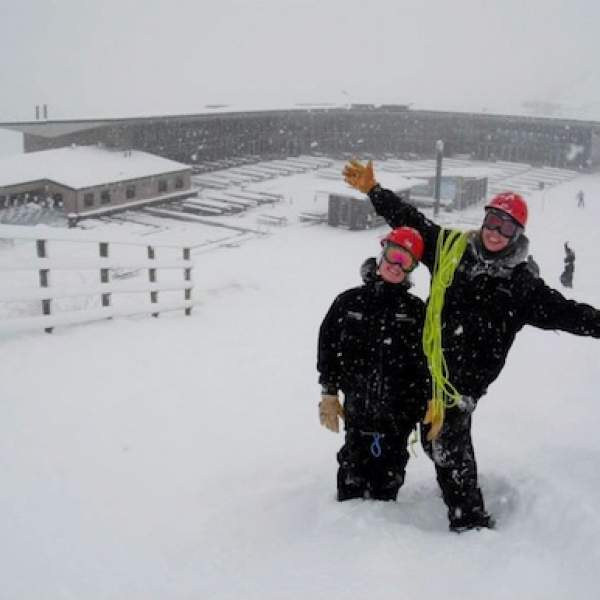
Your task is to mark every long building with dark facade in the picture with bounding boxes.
[2,105,599,171]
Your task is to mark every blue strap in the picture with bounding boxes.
[360,431,384,458]
[370,433,383,458]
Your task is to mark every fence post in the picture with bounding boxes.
[433,139,444,218]
[148,246,158,317]
[36,239,53,334]
[183,247,192,316]
[99,242,111,308]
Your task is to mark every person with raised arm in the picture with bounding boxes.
[343,159,600,532]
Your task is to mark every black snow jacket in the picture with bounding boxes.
[318,277,431,432]
[367,185,600,399]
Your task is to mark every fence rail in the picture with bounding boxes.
[0,224,194,334]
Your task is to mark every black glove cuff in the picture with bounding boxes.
[368,183,382,197]
[321,384,338,396]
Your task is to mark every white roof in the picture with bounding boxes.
[0,145,189,190]
[316,174,424,197]
[381,165,498,178]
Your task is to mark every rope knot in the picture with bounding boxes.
[360,430,384,457]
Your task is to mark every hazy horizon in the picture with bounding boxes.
[1,0,598,123]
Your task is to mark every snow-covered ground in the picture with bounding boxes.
[0,164,599,599]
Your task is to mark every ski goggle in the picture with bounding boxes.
[483,210,521,238]
[382,244,417,273]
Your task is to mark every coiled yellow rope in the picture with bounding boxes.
[422,228,470,440]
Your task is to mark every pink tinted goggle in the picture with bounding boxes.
[382,244,417,273]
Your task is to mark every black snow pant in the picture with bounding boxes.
[337,424,413,502]
[421,406,488,528]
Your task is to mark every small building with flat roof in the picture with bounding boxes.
[317,175,424,230]
[381,165,492,210]
[0,145,193,218]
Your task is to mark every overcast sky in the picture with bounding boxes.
[0,0,599,121]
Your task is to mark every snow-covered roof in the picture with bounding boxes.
[0,145,190,190]
[1,103,598,142]
[0,106,351,139]
[381,166,498,179]
[316,174,424,197]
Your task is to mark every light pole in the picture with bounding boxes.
[433,139,444,217]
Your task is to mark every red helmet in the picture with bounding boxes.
[381,227,424,261]
[485,192,528,227]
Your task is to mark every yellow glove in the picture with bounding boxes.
[342,159,377,194]
[319,394,344,433]
[423,399,444,441]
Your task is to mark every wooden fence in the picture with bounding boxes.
[0,224,194,334]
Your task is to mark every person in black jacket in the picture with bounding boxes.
[343,160,600,532]
[560,242,575,288]
[318,227,431,503]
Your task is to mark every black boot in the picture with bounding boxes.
[337,468,366,501]
[369,485,400,501]
[337,485,366,502]
[449,508,495,533]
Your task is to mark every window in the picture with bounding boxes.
[101,190,111,204]
[126,185,136,199]
[84,193,94,207]
[175,176,184,190]
[158,179,168,193]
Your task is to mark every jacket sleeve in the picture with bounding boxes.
[368,185,441,270]
[317,296,344,392]
[519,268,600,337]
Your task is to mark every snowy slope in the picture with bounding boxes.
[0,171,599,599]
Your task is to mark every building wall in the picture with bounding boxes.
[0,179,76,209]
[22,107,599,171]
[0,170,191,214]
[73,169,191,214]
[590,127,600,168]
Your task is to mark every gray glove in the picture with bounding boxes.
[456,395,476,414]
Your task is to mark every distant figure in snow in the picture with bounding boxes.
[344,159,600,533]
[577,190,585,208]
[318,227,431,504]
[560,242,575,288]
